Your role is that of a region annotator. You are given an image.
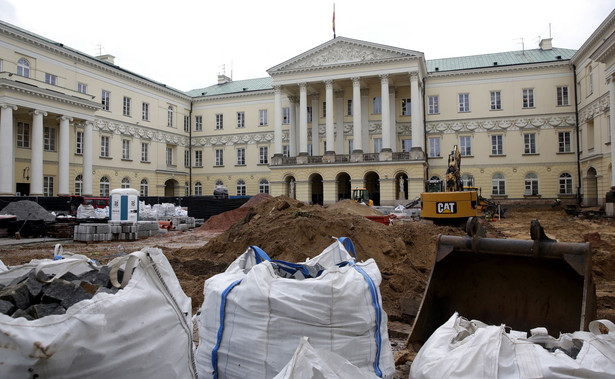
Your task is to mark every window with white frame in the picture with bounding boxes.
[347,99,353,116]
[99,176,110,197]
[122,139,130,159]
[141,142,149,162]
[142,102,149,121]
[428,96,439,114]
[167,106,174,127]
[558,131,571,153]
[492,173,506,195]
[307,107,312,123]
[78,82,87,94]
[215,180,224,187]
[374,138,382,153]
[283,108,290,124]
[195,115,202,131]
[43,176,54,196]
[140,179,149,197]
[44,126,56,151]
[402,139,413,153]
[166,146,173,165]
[17,58,30,77]
[557,86,569,106]
[237,112,245,128]
[259,109,268,126]
[184,150,190,167]
[194,150,203,167]
[461,174,474,188]
[524,173,539,196]
[401,98,411,116]
[216,114,223,129]
[259,179,269,194]
[490,91,502,110]
[429,137,440,157]
[523,89,534,108]
[491,135,503,155]
[348,139,354,153]
[17,122,30,148]
[460,135,472,156]
[184,182,189,196]
[76,131,83,154]
[74,175,83,195]
[524,133,536,154]
[237,148,245,165]
[100,135,110,157]
[121,177,130,189]
[194,181,202,196]
[184,115,190,132]
[322,101,327,118]
[308,144,312,156]
[215,149,224,166]
[236,180,246,196]
[283,145,290,157]
[101,90,110,111]
[559,173,573,194]
[373,97,382,114]
[259,146,269,164]
[123,96,131,116]
[45,73,57,85]
[458,93,470,112]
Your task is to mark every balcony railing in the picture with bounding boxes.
[273,151,423,166]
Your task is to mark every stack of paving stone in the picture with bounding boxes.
[0,267,122,320]
[170,216,196,231]
[73,221,160,242]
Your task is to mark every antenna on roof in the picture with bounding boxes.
[514,37,525,54]
[96,44,104,56]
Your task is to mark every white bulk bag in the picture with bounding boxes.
[0,248,196,378]
[410,312,615,379]
[195,237,394,379]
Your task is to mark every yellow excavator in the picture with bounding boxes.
[352,187,373,206]
[420,145,478,221]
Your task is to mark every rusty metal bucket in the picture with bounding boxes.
[408,217,596,344]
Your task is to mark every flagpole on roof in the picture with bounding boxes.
[333,3,336,39]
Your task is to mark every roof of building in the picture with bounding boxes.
[426,47,577,73]
[186,77,274,98]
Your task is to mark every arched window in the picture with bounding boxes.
[259,179,269,194]
[74,174,83,195]
[236,179,246,196]
[185,182,190,196]
[99,176,110,197]
[461,173,474,188]
[194,181,202,196]
[215,179,224,186]
[559,173,573,194]
[491,173,505,195]
[17,58,30,77]
[167,106,174,127]
[140,179,149,197]
[121,177,131,189]
[524,173,539,196]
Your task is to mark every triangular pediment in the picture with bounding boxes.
[268,37,423,74]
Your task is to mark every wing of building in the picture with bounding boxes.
[0,10,614,210]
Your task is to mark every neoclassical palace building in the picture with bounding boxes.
[1,10,614,207]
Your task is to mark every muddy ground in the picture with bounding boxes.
[1,197,614,373]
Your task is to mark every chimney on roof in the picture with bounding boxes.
[539,38,552,51]
[218,74,232,84]
[96,54,115,64]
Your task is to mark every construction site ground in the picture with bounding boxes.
[1,195,614,377]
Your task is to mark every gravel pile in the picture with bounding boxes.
[0,200,56,222]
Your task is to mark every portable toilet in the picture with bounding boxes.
[109,188,139,222]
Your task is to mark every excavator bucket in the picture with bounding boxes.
[408,217,596,344]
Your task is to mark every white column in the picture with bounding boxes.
[380,75,391,151]
[325,81,334,153]
[389,87,397,152]
[0,104,17,195]
[361,89,369,152]
[410,72,424,150]
[274,86,283,156]
[289,96,297,157]
[299,83,308,155]
[335,91,344,154]
[83,120,93,196]
[58,115,72,195]
[610,76,615,188]
[311,93,320,156]
[30,110,47,196]
[352,77,363,152]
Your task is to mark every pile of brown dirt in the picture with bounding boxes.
[326,199,384,217]
[199,193,272,232]
[175,195,465,320]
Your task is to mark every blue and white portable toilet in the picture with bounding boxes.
[109,188,139,222]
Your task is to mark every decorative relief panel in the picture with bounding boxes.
[425,115,576,134]
[289,44,403,69]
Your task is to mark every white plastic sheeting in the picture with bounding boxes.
[195,237,395,379]
[410,312,615,379]
[0,248,196,378]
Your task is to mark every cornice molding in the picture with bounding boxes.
[0,78,100,111]
[192,89,275,103]
[426,113,576,134]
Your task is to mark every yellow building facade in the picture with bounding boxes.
[1,10,614,209]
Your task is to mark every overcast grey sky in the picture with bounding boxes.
[0,0,613,92]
